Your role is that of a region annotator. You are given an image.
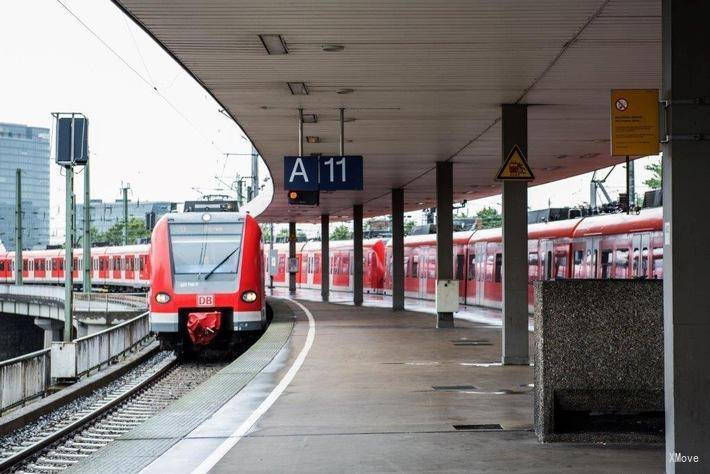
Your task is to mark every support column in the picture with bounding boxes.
[353,205,363,306]
[122,185,129,246]
[14,169,22,285]
[662,0,710,469]
[391,188,405,311]
[321,214,330,302]
[288,221,296,295]
[34,318,62,349]
[501,104,529,365]
[436,161,454,328]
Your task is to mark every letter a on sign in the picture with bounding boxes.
[496,145,534,181]
[289,158,309,183]
[283,156,318,191]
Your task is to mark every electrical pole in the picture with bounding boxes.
[122,184,130,245]
[83,161,91,292]
[64,166,74,341]
[251,145,259,199]
[15,169,22,285]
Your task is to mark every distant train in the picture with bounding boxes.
[267,207,664,310]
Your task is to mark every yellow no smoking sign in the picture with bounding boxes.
[610,89,660,156]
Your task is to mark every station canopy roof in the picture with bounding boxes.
[113,0,660,223]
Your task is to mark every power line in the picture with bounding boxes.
[54,0,225,157]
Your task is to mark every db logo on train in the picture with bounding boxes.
[197,295,215,307]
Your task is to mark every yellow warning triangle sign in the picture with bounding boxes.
[496,145,534,181]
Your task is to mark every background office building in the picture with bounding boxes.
[76,199,177,236]
[0,123,50,251]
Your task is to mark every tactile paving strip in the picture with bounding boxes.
[67,298,296,473]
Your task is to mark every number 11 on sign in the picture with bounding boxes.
[323,157,346,183]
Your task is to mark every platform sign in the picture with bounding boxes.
[610,89,660,156]
[496,145,534,181]
[283,156,318,191]
[268,249,278,276]
[318,155,364,190]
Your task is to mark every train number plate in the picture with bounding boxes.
[196,295,215,307]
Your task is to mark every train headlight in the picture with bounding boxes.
[155,292,171,304]
[241,290,258,303]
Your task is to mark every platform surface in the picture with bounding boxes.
[211,298,663,473]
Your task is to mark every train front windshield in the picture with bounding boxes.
[169,222,243,276]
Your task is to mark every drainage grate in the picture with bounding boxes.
[432,385,478,391]
[453,424,503,431]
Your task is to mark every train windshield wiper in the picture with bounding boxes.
[204,247,239,280]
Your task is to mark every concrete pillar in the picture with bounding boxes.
[501,104,529,365]
[662,0,710,469]
[321,214,330,302]
[436,161,454,328]
[34,318,63,349]
[288,221,296,295]
[353,205,363,306]
[391,188,405,311]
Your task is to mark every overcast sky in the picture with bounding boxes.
[1,0,659,241]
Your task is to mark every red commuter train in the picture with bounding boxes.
[267,207,664,310]
[149,210,266,353]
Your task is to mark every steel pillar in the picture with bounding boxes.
[353,205,364,306]
[436,161,454,328]
[501,104,529,365]
[14,169,22,285]
[662,0,710,469]
[288,222,296,295]
[321,214,330,302]
[64,166,74,342]
[82,161,91,292]
[391,188,405,311]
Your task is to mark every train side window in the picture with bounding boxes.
[555,251,568,279]
[494,253,502,283]
[467,253,476,280]
[652,247,663,279]
[600,249,613,279]
[411,260,418,278]
[455,254,465,281]
[615,248,629,278]
[528,252,539,282]
[573,250,584,278]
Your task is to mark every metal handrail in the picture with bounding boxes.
[0,348,52,415]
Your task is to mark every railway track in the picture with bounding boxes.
[0,355,230,473]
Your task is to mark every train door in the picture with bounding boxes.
[418,248,428,299]
[473,242,486,306]
[632,233,651,278]
[541,240,554,280]
[313,252,321,287]
[465,244,476,306]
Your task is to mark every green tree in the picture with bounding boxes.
[476,206,502,229]
[274,228,307,243]
[97,218,151,245]
[330,224,352,241]
[404,219,416,236]
[643,160,662,189]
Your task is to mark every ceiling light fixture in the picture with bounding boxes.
[302,113,318,123]
[287,82,309,95]
[321,44,345,52]
[306,136,320,144]
[259,34,289,55]
[336,88,354,95]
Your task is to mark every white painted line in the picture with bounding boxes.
[191,299,316,474]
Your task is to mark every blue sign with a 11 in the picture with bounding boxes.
[318,155,363,190]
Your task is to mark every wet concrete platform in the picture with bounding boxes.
[211,298,663,473]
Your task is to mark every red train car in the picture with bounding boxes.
[149,210,265,353]
[267,207,663,311]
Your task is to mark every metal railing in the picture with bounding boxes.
[53,312,151,380]
[72,292,147,312]
[0,348,51,415]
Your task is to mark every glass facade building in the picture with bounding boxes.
[0,123,50,251]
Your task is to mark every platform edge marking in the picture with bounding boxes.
[190,299,316,474]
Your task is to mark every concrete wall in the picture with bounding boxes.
[0,313,44,361]
[533,280,663,443]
